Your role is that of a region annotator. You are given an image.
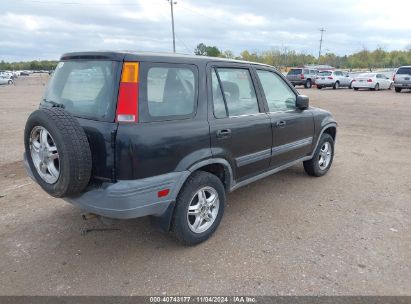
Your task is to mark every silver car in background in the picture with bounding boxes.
[352,73,393,91]
[316,70,353,89]
[286,68,317,88]
[0,75,14,85]
[393,66,411,93]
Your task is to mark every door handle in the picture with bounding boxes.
[275,121,286,128]
[216,129,231,139]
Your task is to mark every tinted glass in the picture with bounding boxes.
[216,68,259,116]
[211,69,227,118]
[318,71,332,76]
[257,70,296,112]
[397,68,411,75]
[43,60,118,121]
[288,69,302,75]
[147,67,195,117]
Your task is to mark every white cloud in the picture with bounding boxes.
[1,0,411,61]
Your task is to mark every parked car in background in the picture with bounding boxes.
[393,66,411,93]
[316,70,353,89]
[286,68,317,88]
[352,73,393,91]
[0,75,13,85]
[20,71,30,76]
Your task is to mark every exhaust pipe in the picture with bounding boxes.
[81,213,97,221]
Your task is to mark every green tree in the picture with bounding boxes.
[194,43,221,57]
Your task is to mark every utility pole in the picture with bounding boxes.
[318,28,325,61]
[168,0,177,53]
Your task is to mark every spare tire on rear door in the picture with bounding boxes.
[24,107,92,197]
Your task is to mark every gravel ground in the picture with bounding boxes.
[0,76,410,296]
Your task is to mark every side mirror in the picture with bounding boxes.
[296,95,309,110]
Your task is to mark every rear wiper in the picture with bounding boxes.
[42,98,65,108]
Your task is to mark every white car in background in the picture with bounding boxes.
[352,73,393,91]
[0,75,14,85]
[316,70,353,89]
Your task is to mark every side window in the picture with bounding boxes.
[256,70,296,112]
[145,65,196,119]
[214,68,259,117]
[376,74,382,79]
[304,69,309,74]
[211,69,227,118]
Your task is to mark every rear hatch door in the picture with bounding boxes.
[286,69,302,82]
[41,56,123,182]
[395,67,411,85]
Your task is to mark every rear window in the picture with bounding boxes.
[139,63,198,122]
[287,69,302,75]
[359,73,376,77]
[318,71,332,76]
[396,67,411,75]
[43,60,118,121]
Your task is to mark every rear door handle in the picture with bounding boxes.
[275,121,286,128]
[216,129,231,139]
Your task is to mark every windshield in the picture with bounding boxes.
[318,71,332,76]
[396,67,411,75]
[43,60,119,121]
[287,69,302,75]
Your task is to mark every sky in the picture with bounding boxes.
[1,0,411,62]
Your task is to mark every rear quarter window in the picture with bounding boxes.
[139,63,198,122]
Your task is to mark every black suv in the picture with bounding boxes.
[24,52,337,245]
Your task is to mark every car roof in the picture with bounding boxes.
[60,50,273,68]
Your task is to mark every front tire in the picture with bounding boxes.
[395,87,402,93]
[303,134,334,177]
[354,87,359,91]
[172,171,225,245]
[317,86,322,90]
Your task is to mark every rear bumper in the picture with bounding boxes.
[394,83,411,88]
[316,81,334,87]
[24,153,190,219]
[352,82,373,89]
[289,80,306,85]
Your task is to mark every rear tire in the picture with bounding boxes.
[349,81,353,89]
[354,87,359,91]
[317,86,322,90]
[374,83,379,91]
[303,134,334,177]
[395,87,402,93]
[172,171,225,246]
[304,79,312,89]
[8,80,13,85]
[24,108,92,197]
[333,82,340,89]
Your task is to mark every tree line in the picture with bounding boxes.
[195,43,411,69]
[0,60,58,71]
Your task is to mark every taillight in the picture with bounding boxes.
[116,62,139,123]
[328,77,333,80]
[393,74,396,81]
[300,74,305,80]
[352,79,356,82]
[367,79,373,83]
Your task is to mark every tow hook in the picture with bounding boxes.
[81,213,97,221]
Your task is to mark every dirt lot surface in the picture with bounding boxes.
[0,76,410,295]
